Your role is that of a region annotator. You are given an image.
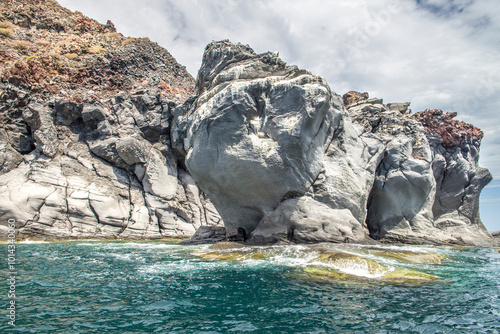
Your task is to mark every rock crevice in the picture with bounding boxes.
[0,1,492,245]
[0,1,222,239]
[173,43,493,246]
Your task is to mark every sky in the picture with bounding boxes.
[58,0,500,232]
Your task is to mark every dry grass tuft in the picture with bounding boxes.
[122,37,135,46]
[87,45,105,54]
[64,53,79,60]
[13,41,29,50]
[0,21,14,29]
[104,32,122,39]
[0,28,12,37]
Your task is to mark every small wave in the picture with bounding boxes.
[18,239,49,244]
[137,259,229,276]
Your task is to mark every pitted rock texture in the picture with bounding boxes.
[174,41,493,246]
[414,109,484,147]
[343,91,369,107]
[0,0,221,239]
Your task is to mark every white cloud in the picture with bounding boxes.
[58,0,500,180]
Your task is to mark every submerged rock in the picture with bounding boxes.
[304,247,439,283]
[193,243,441,284]
[368,249,444,264]
[302,265,438,284]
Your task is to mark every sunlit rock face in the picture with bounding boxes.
[174,41,493,246]
[1,6,492,247]
[0,1,222,239]
[173,41,354,238]
[414,109,493,243]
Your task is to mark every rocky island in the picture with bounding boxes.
[0,0,494,246]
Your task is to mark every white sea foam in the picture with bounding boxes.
[18,239,49,244]
[137,259,229,276]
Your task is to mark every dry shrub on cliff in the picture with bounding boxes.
[0,21,14,29]
[36,40,50,48]
[13,41,29,51]
[0,28,12,37]
[87,45,105,54]
[122,37,135,46]
[122,37,151,46]
[104,32,122,39]
[47,52,60,59]
[64,53,79,60]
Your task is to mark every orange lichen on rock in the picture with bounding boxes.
[414,109,483,147]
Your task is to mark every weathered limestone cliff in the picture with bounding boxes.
[174,41,493,246]
[0,1,492,245]
[0,0,221,239]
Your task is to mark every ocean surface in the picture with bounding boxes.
[1,240,499,333]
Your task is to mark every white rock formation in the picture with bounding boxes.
[0,89,222,239]
[173,41,493,246]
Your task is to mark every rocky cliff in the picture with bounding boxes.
[174,41,493,246]
[0,0,222,239]
[0,1,493,245]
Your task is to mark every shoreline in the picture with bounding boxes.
[1,237,498,249]
[0,236,188,245]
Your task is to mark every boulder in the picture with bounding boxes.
[179,226,227,245]
[248,197,367,244]
[173,40,342,237]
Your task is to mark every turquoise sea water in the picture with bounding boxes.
[1,241,499,333]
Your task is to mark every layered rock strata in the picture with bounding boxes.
[0,0,221,239]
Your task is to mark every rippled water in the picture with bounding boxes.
[1,241,499,333]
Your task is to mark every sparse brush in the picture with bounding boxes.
[14,41,29,50]
[47,52,60,59]
[64,53,79,60]
[122,38,136,46]
[104,32,122,39]
[0,28,12,37]
[0,21,13,29]
[37,40,50,47]
[87,45,105,54]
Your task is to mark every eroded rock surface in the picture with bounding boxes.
[172,40,361,240]
[0,1,221,239]
[174,41,493,246]
[415,109,493,244]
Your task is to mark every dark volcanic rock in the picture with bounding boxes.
[0,0,221,239]
[179,226,227,245]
